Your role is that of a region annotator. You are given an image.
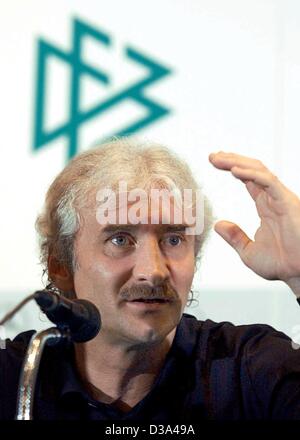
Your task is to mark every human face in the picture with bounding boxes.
[72,198,196,349]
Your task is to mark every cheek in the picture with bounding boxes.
[73,257,131,298]
[172,257,195,291]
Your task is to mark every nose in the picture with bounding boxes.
[132,235,170,286]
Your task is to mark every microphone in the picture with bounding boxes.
[34,290,101,343]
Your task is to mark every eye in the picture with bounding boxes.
[164,234,184,246]
[110,234,133,247]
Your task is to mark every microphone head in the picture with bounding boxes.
[70,299,101,343]
[34,290,101,343]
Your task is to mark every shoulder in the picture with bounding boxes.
[0,330,36,420]
[181,313,292,360]
[181,315,300,419]
[0,330,36,362]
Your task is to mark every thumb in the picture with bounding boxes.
[214,220,252,257]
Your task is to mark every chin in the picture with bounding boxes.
[127,319,177,348]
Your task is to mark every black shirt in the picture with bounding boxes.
[1,313,300,420]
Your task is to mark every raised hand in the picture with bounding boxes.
[209,151,300,297]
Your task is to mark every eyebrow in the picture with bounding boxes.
[100,224,189,235]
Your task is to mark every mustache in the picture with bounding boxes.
[120,282,179,302]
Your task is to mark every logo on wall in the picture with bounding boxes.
[33,18,172,161]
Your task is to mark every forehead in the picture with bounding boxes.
[77,181,203,240]
[94,186,196,226]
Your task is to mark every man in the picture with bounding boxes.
[1,138,300,420]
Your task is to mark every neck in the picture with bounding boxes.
[74,329,176,412]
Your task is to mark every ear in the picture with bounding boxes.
[48,255,74,292]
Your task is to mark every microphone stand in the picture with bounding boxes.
[1,290,101,420]
[15,327,70,420]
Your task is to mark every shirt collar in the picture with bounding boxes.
[38,313,200,404]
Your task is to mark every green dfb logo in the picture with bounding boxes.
[33,18,173,162]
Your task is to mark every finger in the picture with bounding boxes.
[245,181,263,201]
[230,166,285,200]
[209,151,267,172]
[214,220,252,257]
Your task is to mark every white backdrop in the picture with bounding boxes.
[1,0,300,340]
